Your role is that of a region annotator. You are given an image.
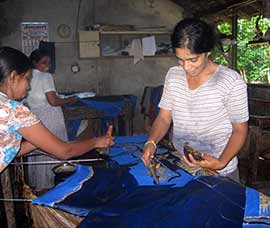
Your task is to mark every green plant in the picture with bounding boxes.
[213,16,270,83]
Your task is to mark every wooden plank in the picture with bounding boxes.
[100,30,171,35]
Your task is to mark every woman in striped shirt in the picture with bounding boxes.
[141,18,248,182]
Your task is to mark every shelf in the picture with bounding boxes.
[78,30,172,58]
[100,30,171,35]
[99,54,175,59]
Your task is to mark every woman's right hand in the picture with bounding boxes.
[94,135,114,148]
[141,143,156,167]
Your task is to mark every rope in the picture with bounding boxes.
[11,158,104,165]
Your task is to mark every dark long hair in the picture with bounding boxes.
[171,18,217,54]
[29,49,50,69]
[0,47,31,83]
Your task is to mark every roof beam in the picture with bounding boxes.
[195,0,259,17]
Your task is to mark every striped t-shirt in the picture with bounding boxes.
[159,65,249,175]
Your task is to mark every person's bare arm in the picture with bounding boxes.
[46,91,77,106]
[141,108,172,166]
[17,122,114,160]
[17,141,37,157]
[218,121,248,168]
[183,122,248,170]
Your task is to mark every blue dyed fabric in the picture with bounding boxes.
[66,96,137,140]
[243,187,270,227]
[32,135,270,227]
[66,98,125,140]
[66,119,81,141]
[78,176,245,228]
[78,98,125,118]
[32,162,245,228]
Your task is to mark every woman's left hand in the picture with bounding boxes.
[182,153,226,171]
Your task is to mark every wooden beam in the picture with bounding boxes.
[231,12,238,70]
[0,168,16,228]
[196,0,259,17]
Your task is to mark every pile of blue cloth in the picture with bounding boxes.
[33,135,270,227]
[66,95,137,140]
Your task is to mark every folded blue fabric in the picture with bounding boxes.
[66,119,81,140]
[243,187,270,227]
[66,96,137,139]
[78,98,125,118]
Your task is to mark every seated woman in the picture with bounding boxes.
[0,47,114,177]
[26,48,77,189]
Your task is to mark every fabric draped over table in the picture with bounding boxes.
[66,95,137,140]
[32,135,270,228]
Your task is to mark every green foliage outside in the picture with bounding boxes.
[213,16,270,83]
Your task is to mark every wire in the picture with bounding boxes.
[11,158,103,165]
[0,198,32,202]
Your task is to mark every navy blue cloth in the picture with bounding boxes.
[66,95,137,139]
[55,164,138,216]
[65,119,81,141]
[78,176,245,228]
[150,85,163,122]
[32,136,270,227]
[78,98,125,118]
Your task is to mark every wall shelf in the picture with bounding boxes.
[78,30,173,58]
[100,30,171,35]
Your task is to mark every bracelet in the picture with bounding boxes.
[144,140,157,149]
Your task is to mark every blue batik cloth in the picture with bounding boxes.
[78,176,245,228]
[243,187,270,227]
[32,135,270,227]
[32,135,193,216]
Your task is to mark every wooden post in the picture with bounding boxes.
[231,11,238,70]
[0,168,16,228]
[247,126,262,186]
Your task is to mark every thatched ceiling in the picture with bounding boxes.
[171,0,264,23]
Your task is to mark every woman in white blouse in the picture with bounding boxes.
[26,49,77,189]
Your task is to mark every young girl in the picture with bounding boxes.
[0,47,114,174]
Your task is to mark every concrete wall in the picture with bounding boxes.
[1,0,183,133]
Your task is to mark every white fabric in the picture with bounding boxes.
[129,39,144,64]
[159,65,249,175]
[27,69,56,107]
